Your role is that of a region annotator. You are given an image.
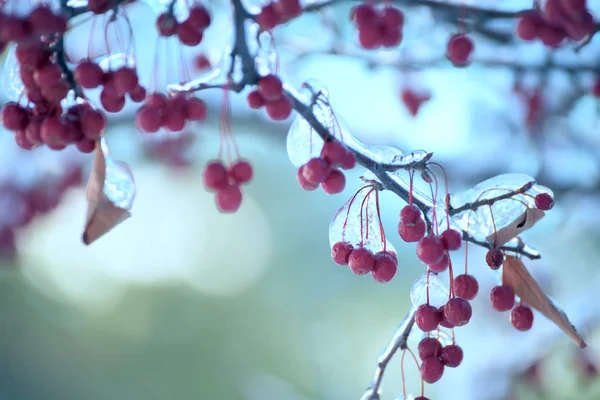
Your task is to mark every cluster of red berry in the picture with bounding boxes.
[517,0,596,46]
[446,33,474,67]
[332,241,399,283]
[156,5,211,46]
[135,93,207,133]
[297,141,355,194]
[256,0,302,31]
[247,74,293,121]
[0,5,66,47]
[202,159,253,212]
[418,337,464,384]
[351,4,404,49]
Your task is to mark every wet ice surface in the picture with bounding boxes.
[100,140,136,210]
[410,272,449,308]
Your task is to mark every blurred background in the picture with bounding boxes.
[1,0,600,399]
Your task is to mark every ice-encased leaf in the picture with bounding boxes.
[286,114,324,168]
[410,272,449,308]
[449,174,552,245]
[104,158,136,210]
[2,45,24,102]
[329,188,396,254]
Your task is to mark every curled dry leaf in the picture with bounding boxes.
[502,255,586,348]
[82,139,136,245]
[485,207,545,247]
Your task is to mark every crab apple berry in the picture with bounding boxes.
[414,397,430,400]
[351,5,377,29]
[100,91,126,113]
[348,247,376,275]
[372,251,397,283]
[40,117,68,148]
[490,285,516,312]
[2,102,28,131]
[331,241,354,265]
[34,64,62,88]
[416,235,445,265]
[146,93,168,109]
[113,67,139,95]
[443,297,472,327]
[420,357,445,384]
[341,151,356,170]
[135,106,162,133]
[415,304,441,332]
[80,109,106,139]
[275,0,302,18]
[297,166,319,191]
[398,219,426,242]
[156,13,178,36]
[440,344,463,368]
[257,4,281,30]
[302,157,331,184]
[187,5,211,30]
[177,20,204,46]
[265,96,292,120]
[511,305,534,331]
[258,75,284,101]
[486,248,504,270]
[129,85,147,103]
[517,12,541,41]
[400,204,422,224]
[321,141,348,168]
[203,161,229,191]
[229,160,253,184]
[74,61,104,89]
[418,337,442,360]
[216,184,243,213]
[429,252,449,273]
[358,25,382,49]
[25,119,43,145]
[535,193,554,210]
[447,34,474,66]
[453,274,479,300]
[381,7,404,27]
[247,90,266,109]
[1,16,30,43]
[441,229,462,251]
[321,169,346,194]
[438,305,456,328]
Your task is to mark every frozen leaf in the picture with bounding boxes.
[502,255,586,348]
[82,139,136,245]
[410,272,449,308]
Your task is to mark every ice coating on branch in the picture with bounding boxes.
[361,145,404,164]
[2,45,24,102]
[99,53,135,72]
[411,272,449,308]
[100,140,135,210]
[328,188,396,254]
[449,174,552,245]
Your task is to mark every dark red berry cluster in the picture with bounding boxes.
[156,5,211,46]
[202,159,253,212]
[256,0,302,31]
[517,0,596,47]
[0,6,67,45]
[401,88,431,117]
[297,141,356,194]
[247,74,293,121]
[446,34,474,67]
[75,61,145,113]
[418,337,463,383]
[135,93,207,133]
[351,4,404,49]
[332,242,399,283]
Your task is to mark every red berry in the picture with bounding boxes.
[265,96,292,120]
[443,297,472,327]
[381,7,404,28]
[76,138,96,153]
[414,397,430,400]
[229,160,253,184]
[351,5,377,29]
[539,25,566,47]
[163,109,186,132]
[418,337,442,360]
[29,6,66,35]
[135,106,162,133]
[297,166,319,191]
[257,5,281,30]
[416,235,445,265]
[302,157,331,184]
[371,251,397,283]
[440,344,463,368]
[275,0,302,18]
[321,169,346,194]
[420,357,444,384]
[511,305,534,331]
[490,285,515,312]
[348,247,375,275]
[2,102,28,131]
[429,252,449,273]
[184,97,206,121]
[187,6,211,30]
[247,90,266,109]
[40,117,68,147]
[25,118,43,145]
[156,13,178,36]
[401,89,430,117]
[15,43,46,68]
[100,91,125,113]
[113,67,138,95]
[438,304,456,328]
[129,85,146,103]
[381,26,402,47]
[74,61,104,89]
[486,248,504,270]
[415,304,441,332]
[0,16,30,43]
[440,229,461,251]
[453,274,479,300]
[534,193,554,210]
[517,12,541,41]
[400,204,422,224]
[398,219,426,242]
[258,75,284,101]
[321,141,348,168]
[331,241,354,265]
[341,151,356,170]
[80,109,106,139]
[358,24,383,49]
[447,34,474,66]
[203,160,228,191]
[177,20,203,46]
[34,64,62,88]
[146,93,168,109]
[14,130,35,150]
[216,184,243,213]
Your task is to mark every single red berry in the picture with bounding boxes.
[14,130,35,150]
[447,34,474,66]
[258,74,284,101]
[203,160,229,191]
[29,6,67,35]
[74,61,104,89]
[177,20,204,46]
[129,85,146,103]
[80,108,106,139]
[15,43,46,68]
[135,106,162,133]
[265,96,292,120]
[348,247,375,275]
[302,157,331,184]
[429,252,449,273]
[297,166,318,191]
[453,274,479,300]
[341,151,356,170]
[156,13,178,36]
[351,5,377,29]
[275,0,302,18]
[420,357,444,384]
[490,285,515,312]
[438,305,456,328]
[381,7,404,28]
[415,304,441,332]
[331,241,354,266]
[401,89,430,117]
[398,219,426,243]
[517,11,541,41]
[321,169,346,194]
[372,251,397,283]
[25,118,43,145]
[76,138,96,153]
[511,305,534,331]
[440,229,461,251]
[418,337,442,360]
[229,160,253,184]
[321,141,348,168]
[247,90,266,109]
[440,344,463,368]
[216,184,243,213]
[443,297,472,327]
[538,25,566,48]
[486,248,504,270]
[257,4,281,30]
[417,235,445,265]
[0,16,30,43]
[400,204,422,224]
[380,26,402,47]
[163,109,186,132]
[2,102,29,131]
[34,64,62,88]
[113,67,138,95]
[40,117,68,147]
[187,5,211,30]
[534,193,554,210]
[358,24,383,49]
[100,91,125,113]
